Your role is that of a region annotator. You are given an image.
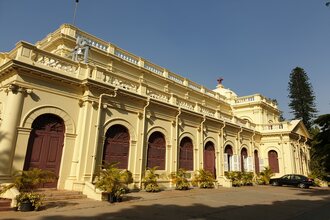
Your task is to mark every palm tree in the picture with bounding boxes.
[259,167,275,185]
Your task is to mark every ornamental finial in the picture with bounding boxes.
[217,77,224,85]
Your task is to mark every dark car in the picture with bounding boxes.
[269,174,314,188]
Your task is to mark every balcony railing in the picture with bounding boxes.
[34,52,78,74]
[260,122,289,131]
[74,28,227,103]
[235,94,277,108]
[8,26,288,133]
[76,33,108,52]
[114,49,139,65]
[235,95,255,103]
[144,62,163,75]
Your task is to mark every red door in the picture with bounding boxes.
[147,132,166,170]
[268,150,279,173]
[179,137,193,171]
[204,141,215,177]
[24,114,65,188]
[103,125,130,169]
[254,150,260,173]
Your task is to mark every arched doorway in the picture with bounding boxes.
[147,131,166,170]
[24,114,65,188]
[102,124,130,169]
[240,148,248,172]
[254,150,260,173]
[204,141,215,177]
[179,137,193,171]
[224,145,233,171]
[268,150,279,173]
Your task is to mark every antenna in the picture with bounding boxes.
[73,0,79,26]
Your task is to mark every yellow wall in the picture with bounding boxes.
[0,24,311,196]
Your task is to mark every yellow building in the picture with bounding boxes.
[0,24,310,200]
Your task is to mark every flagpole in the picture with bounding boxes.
[73,0,79,26]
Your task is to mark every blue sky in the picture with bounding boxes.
[0,0,329,119]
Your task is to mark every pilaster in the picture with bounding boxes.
[0,85,27,177]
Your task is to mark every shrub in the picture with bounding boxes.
[225,171,242,187]
[8,168,56,192]
[95,162,133,200]
[192,169,215,188]
[241,172,253,186]
[254,167,274,185]
[170,168,190,190]
[0,168,56,211]
[143,167,161,192]
[225,171,254,186]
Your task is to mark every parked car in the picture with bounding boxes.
[269,174,314,188]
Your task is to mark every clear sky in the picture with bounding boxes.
[0,0,329,119]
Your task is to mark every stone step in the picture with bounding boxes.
[0,199,12,212]
[44,194,87,201]
[35,189,87,201]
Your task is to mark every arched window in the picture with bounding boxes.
[103,124,130,169]
[254,150,260,174]
[179,137,193,171]
[268,150,279,173]
[147,131,166,170]
[240,148,248,172]
[224,145,233,171]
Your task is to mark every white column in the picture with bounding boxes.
[0,85,25,177]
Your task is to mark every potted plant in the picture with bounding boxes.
[16,192,44,211]
[1,168,56,211]
[225,171,242,187]
[95,162,133,203]
[170,168,190,190]
[143,167,161,192]
[192,169,215,188]
[120,169,134,193]
[241,172,253,186]
[257,167,274,185]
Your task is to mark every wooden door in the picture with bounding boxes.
[268,150,279,173]
[204,142,215,177]
[179,137,193,171]
[254,150,260,173]
[24,114,64,188]
[147,132,166,170]
[103,125,130,169]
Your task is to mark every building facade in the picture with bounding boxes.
[0,24,310,200]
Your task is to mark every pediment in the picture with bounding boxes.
[291,120,310,139]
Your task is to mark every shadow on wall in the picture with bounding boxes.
[0,131,9,172]
[0,131,24,174]
[5,189,329,220]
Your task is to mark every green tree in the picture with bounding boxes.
[271,99,285,122]
[310,114,330,179]
[288,67,317,130]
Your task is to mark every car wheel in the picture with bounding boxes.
[272,181,279,186]
[298,183,306,189]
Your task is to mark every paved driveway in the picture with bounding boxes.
[1,186,330,220]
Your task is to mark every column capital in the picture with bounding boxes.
[6,84,33,95]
